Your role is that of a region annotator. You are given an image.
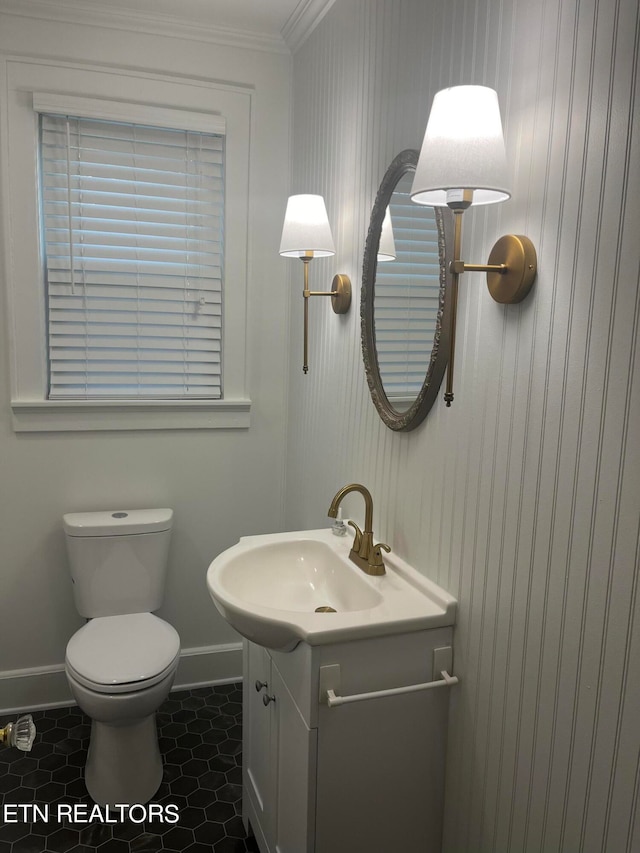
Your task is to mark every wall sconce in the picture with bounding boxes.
[411,85,537,406]
[279,194,351,374]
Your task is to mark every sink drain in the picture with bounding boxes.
[314,605,337,613]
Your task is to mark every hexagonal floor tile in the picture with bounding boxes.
[0,684,259,852]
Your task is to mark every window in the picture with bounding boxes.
[4,63,250,431]
[40,113,225,401]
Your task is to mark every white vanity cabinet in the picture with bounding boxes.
[244,641,317,853]
[242,625,454,853]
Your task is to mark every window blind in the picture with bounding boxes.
[374,195,442,401]
[39,113,225,400]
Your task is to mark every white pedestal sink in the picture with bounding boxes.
[206,527,456,652]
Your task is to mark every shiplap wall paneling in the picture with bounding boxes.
[284,0,640,851]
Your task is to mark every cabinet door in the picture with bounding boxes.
[271,663,317,853]
[315,689,449,853]
[244,641,275,845]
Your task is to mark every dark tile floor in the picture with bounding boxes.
[0,684,259,853]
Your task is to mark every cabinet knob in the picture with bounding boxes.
[255,680,268,692]
[262,693,276,706]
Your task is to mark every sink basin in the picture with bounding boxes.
[207,528,457,651]
[214,538,383,613]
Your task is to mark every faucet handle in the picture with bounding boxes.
[347,520,362,551]
[371,542,391,568]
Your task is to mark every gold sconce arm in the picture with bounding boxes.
[450,261,505,274]
[444,210,537,407]
[300,255,351,374]
[301,255,312,375]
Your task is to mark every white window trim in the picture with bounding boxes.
[32,92,228,134]
[10,399,250,432]
[2,60,252,431]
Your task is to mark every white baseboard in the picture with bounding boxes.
[0,642,243,716]
[174,642,243,690]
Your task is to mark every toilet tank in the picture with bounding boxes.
[63,509,174,618]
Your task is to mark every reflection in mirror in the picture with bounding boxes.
[378,208,396,261]
[375,170,441,410]
[361,150,452,431]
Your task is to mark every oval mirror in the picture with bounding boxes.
[361,149,453,431]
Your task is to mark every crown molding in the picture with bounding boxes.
[0,0,290,55]
[281,0,336,53]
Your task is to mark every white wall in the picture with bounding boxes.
[284,1,640,851]
[0,10,292,709]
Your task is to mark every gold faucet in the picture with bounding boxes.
[327,483,391,576]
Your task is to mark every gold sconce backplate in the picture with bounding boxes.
[330,274,352,314]
[486,234,537,304]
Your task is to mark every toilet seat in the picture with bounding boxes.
[66,612,180,695]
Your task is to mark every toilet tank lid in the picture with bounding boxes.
[63,508,173,537]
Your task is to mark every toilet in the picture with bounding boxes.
[63,508,180,808]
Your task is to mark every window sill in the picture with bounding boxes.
[11,399,251,432]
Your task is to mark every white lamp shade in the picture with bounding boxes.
[411,85,511,206]
[279,194,336,257]
[377,207,396,262]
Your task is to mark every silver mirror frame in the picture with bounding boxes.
[361,149,454,431]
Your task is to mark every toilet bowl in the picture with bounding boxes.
[65,612,180,807]
[63,509,179,808]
